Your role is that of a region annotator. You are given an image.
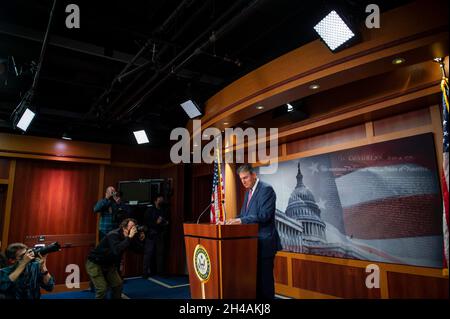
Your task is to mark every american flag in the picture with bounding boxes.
[210,160,225,223]
[441,76,449,273]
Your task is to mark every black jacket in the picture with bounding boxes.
[0,252,6,269]
[239,181,282,258]
[87,228,144,266]
[143,205,168,238]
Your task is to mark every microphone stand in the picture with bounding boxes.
[196,202,213,224]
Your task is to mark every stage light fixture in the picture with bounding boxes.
[314,10,355,52]
[287,103,294,112]
[133,130,149,144]
[16,108,35,132]
[180,100,202,119]
[11,89,36,132]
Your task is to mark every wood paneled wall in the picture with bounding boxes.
[111,144,170,166]
[161,165,186,274]
[0,159,9,180]
[8,159,100,283]
[104,165,160,189]
[0,134,186,284]
[291,259,381,299]
[386,272,449,298]
[191,174,213,223]
[190,163,214,223]
[275,252,448,299]
[0,184,6,245]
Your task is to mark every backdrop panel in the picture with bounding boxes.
[259,133,443,268]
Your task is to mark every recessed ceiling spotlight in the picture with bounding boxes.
[62,132,72,140]
[256,105,264,110]
[223,122,229,125]
[392,57,405,65]
[309,84,320,90]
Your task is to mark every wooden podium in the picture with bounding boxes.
[183,223,258,299]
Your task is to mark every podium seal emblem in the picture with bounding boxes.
[193,244,211,282]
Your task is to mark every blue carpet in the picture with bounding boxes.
[42,290,95,299]
[42,277,190,299]
[147,275,189,286]
[124,278,190,299]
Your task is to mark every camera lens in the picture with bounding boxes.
[136,225,147,232]
[32,242,61,256]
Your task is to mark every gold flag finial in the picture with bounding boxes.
[433,57,447,79]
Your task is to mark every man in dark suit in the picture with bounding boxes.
[142,194,169,278]
[225,163,282,299]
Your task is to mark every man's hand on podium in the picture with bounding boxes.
[225,218,242,225]
[215,218,242,225]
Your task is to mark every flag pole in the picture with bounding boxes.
[433,57,447,79]
[434,57,449,112]
[435,57,449,277]
[216,136,227,222]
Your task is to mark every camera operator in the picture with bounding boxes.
[86,218,145,299]
[0,243,54,299]
[142,194,169,278]
[94,186,124,241]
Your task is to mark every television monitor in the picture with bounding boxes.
[119,180,151,203]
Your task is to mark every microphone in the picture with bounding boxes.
[196,201,214,224]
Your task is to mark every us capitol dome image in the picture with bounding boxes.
[275,162,366,259]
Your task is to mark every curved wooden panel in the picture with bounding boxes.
[0,133,111,163]
[197,0,448,132]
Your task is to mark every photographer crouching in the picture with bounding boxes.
[0,243,55,299]
[86,218,145,299]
